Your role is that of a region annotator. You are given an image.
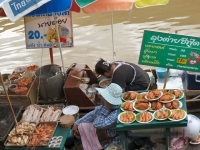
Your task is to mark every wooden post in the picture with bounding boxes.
[0,72,17,125]
[163,68,170,89]
[49,48,54,64]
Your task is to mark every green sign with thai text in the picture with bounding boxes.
[138,30,200,72]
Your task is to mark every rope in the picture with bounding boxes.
[110,11,116,62]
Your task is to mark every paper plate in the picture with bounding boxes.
[164,100,182,110]
[169,109,187,121]
[153,109,171,121]
[118,111,136,124]
[133,101,151,113]
[120,101,134,112]
[62,105,79,115]
[136,112,154,124]
[190,134,200,145]
[145,91,163,101]
[121,91,138,102]
[174,90,184,100]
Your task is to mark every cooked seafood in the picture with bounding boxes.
[123,91,130,100]
[138,111,152,122]
[155,110,169,119]
[122,102,134,111]
[165,100,179,109]
[153,90,160,97]
[151,101,163,110]
[160,93,173,101]
[6,121,36,146]
[170,110,185,120]
[119,112,135,123]
[27,122,57,146]
[174,90,182,98]
[137,93,146,100]
[147,92,155,99]
[129,92,137,100]
[135,101,149,110]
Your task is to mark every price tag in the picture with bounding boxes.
[177,58,187,65]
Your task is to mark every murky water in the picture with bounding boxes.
[0,0,200,73]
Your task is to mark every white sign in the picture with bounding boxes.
[24,11,73,49]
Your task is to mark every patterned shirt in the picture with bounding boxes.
[75,105,121,146]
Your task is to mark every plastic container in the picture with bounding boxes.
[184,71,200,90]
[156,67,169,79]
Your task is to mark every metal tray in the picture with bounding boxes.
[27,121,58,147]
[4,122,37,147]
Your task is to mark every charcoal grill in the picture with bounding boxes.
[0,102,23,141]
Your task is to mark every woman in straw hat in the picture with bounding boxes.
[95,58,150,92]
[72,83,123,150]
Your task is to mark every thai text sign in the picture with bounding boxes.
[24,11,73,49]
[138,30,200,72]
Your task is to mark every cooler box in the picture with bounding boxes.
[184,71,200,90]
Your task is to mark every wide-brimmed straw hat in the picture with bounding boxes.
[96,83,122,105]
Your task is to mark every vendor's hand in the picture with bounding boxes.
[104,101,112,110]
[72,124,78,136]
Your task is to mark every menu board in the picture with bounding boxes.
[138,30,200,72]
[24,11,73,49]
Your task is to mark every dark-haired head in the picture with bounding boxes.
[95,58,112,75]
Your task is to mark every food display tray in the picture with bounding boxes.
[4,122,37,147]
[27,121,58,147]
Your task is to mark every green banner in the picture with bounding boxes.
[138,30,200,72]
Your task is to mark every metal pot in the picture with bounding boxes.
[35,64,64,100]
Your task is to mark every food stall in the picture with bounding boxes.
[116,89,187,150]
[3,104,75,150]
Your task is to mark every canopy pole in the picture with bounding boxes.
[53,15,65,72]
[49,48,54,64]
[0,72,17,125]
[110,11,116,61]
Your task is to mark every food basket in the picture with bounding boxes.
[4,121,36,147]
[27,121,58,147]
[59,115,75,128]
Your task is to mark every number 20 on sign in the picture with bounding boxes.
[177,58,187,64]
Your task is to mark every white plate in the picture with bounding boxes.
[121,91,138,102]
[62,105,79,115]
[159,94,175,103]
[190,134,200,145]
[164,101,183,110]
[174,90,184,100]
[153,109,171,121]
[136,112,154,123]
[120,101,134,112]
[145,91,163,101]
[168,109,187,121]
[118,111,136,124]
[133,101,151,112]
[79,84,88,90]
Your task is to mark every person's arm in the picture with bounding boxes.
[93,106,118,129]
[75,105,102,126]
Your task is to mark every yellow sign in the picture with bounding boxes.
[177,58,187,65]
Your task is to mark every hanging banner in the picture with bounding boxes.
[24,11,73,49]
[138,30,200,72]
